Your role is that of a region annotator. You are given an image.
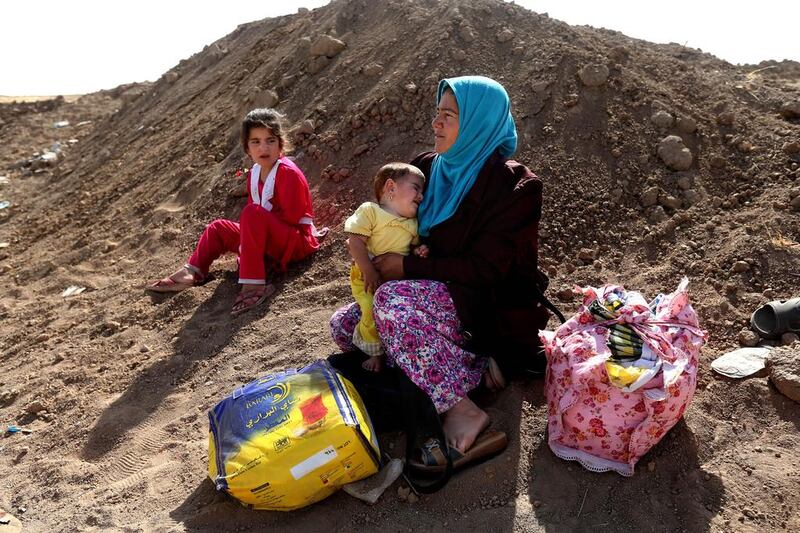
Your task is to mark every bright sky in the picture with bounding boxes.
[1,1,797,96]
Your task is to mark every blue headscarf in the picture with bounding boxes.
[417,75,517,236]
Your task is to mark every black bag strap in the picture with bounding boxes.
[397,370,453,494]
[532,282,566,324]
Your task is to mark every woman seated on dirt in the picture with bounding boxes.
[146,108,323,315]
[329,76,552,465]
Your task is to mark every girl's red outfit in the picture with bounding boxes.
[186,157,319,284]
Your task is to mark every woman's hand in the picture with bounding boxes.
[372,253,404,281]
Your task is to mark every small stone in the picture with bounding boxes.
[459,24,475,42]
[716,111,735,126]
[397,486,411,500]
[309,35,346,58]
[675,115,697,133]
[732,261,750,273]
[578,63,609,87]
[307,55,331,74]
[649,206,669,223]
[657,135,693,171]
[709,155,727,169]
[647,461,656,472]
[640,186,660,207]
[738,329,760,347]
[779,100,800,119]
[556,288,575,302]
[362,63,383,77]
[533,500,542,508]
[783,141,800,155]
[14,447,29,464]
[659,194,682,210]
[250,88,279,109]
[577,248,596,262]
[650,110,674,129]
[139,345,150,353]
[407,493,419,504]
[496,28,514,43]
[25,400,47,415]
[781,332,799,346]
[790,196,800,211]
[0,388,19,406]
[298,119,315,135]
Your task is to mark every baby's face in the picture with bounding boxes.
[386,174,424,218]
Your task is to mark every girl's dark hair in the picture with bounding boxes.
[373,163,425,202]
[240,108,292,153]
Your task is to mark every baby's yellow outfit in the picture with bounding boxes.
[344,202,419,355]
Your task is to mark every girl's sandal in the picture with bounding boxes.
[230,284,276,316]
[146,270,206,293]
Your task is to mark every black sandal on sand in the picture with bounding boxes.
[409,429,508,474]
[751,297,800,338]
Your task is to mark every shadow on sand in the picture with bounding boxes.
[80,270,278,461]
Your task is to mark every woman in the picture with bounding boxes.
[330,75,550,456]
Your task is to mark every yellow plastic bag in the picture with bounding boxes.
[208,360,380,510]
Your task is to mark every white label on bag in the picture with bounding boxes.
[290,445,337,479]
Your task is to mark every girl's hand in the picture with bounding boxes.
[362,266,382,294]
[413,244,430,258]
[372,253,404,281]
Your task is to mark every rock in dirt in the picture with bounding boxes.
[250,88,279,109]
[640,186,660,207]
[675,115,697,133]
[781,332,799,346]
[556,288,575,302]
[650,110,674,129]
[738,329,760,347]
[767,346,800,402]
[578,63,609,87]
[0,388,19,406]
[25,400,47,415]
[496,28,514,43]
[779,100,800,119]
[732,261,750,273]
[783,141,800,155]
[658,135,693,171]
[310,35,346,58]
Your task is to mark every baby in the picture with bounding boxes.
[344,163,427,371]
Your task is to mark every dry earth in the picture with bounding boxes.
[1,0,799,531]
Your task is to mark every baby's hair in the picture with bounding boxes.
[372,163,425,202]
[240,108,292,154]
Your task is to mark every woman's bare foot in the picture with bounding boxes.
[441,397,490,453]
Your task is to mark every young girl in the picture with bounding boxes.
[147,108,323,315]
[344,163,427,371]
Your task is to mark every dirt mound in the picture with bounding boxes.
[1,0,798,530]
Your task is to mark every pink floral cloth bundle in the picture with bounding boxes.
[540,278,707,476]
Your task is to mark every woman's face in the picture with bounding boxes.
[431,89,459,154]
